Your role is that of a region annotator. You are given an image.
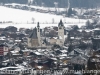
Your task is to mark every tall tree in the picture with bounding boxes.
[67,8,73,17]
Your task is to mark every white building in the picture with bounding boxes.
[28,20,65,48]
[50,20,65,46]
[0,44,9,56]
[27,22,46,48]
[57,20,65,46]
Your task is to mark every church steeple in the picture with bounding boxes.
[58,20,64,46]
[58,19,64,27]
[37,22,40,32]
[37,22,41,46]
[37,22,40,28]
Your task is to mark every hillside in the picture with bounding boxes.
[0,6,86,29]
[0,6,86,24]
[0,0,100,8]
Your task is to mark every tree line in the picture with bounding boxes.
[0,0,100,8]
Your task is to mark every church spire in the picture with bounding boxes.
[58,19,64,26]
[37,22,40,28]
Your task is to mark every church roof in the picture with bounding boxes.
[29,27,38,39]
[58,19,64,26]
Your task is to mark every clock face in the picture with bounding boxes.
[59,27,62,29]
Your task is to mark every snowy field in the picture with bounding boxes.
[0,6,87,29]
[0,23,86,29]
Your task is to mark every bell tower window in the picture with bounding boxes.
[38,28,39,32]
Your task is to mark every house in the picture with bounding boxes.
[49,37,57,44]
[27,20,65,49]
[0,44,9,56]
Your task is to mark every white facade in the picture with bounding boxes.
[0,46,8,56]
[37,23,41,46]
[27,22,46,48]
[3,46,9,55]
[57,20,64,46]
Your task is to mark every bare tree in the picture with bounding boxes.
[54,2,58,13]
[28,0,34,5]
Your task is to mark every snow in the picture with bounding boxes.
[37,66,43,69]
[0,6,86,28]
[59,54,67,57]
[34,52,42,55]
[4,3,66,12]
[10,50,19,54]
[0,23,86,30]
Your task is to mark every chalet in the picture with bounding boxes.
[0,44,8,56]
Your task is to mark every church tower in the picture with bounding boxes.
[58,20,64,45]
[37,22,41,46]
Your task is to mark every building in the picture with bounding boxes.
[28,20,65,48]
[48,20,65,46]
[27,22,46,49]
[56,20,65,46]
[27,27,38,48]
[0,44,8,56]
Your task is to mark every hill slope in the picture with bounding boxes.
[0,6,86,24]
[0,0,100,8]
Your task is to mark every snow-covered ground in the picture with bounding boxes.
[0,23,86,29]
[0,6,87,29]
[4,3,66,12]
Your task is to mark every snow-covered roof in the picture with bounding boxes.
[93,28,100,31]
[50,58,57,60]
[0,66,25,71]
[59,54,67,57]
[15,40,21,42]
[60,50,67,53]
[10,50,19,54]
[58,36,62,39]
[34,52,43,55]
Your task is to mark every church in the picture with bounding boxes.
[27,20,65,48]
[27,22,46,49]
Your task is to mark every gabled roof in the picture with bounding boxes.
[70,55,88,64]
[29,27,37,39]
[0,43,8,47]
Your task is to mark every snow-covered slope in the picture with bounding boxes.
[0,23,86,29]
[0,6,87,29]
[0,6,86,23]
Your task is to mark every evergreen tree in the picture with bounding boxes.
[86,20,91,29]
[67,8,73,17]
[68,44,73,53]
[0,0,100,8]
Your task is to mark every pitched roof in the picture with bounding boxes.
[0,43,8,47]
[29,27,37,39]
[70,55,87,64]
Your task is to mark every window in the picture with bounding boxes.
[38,28,39,32]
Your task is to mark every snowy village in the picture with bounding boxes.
[0,0,100,75]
